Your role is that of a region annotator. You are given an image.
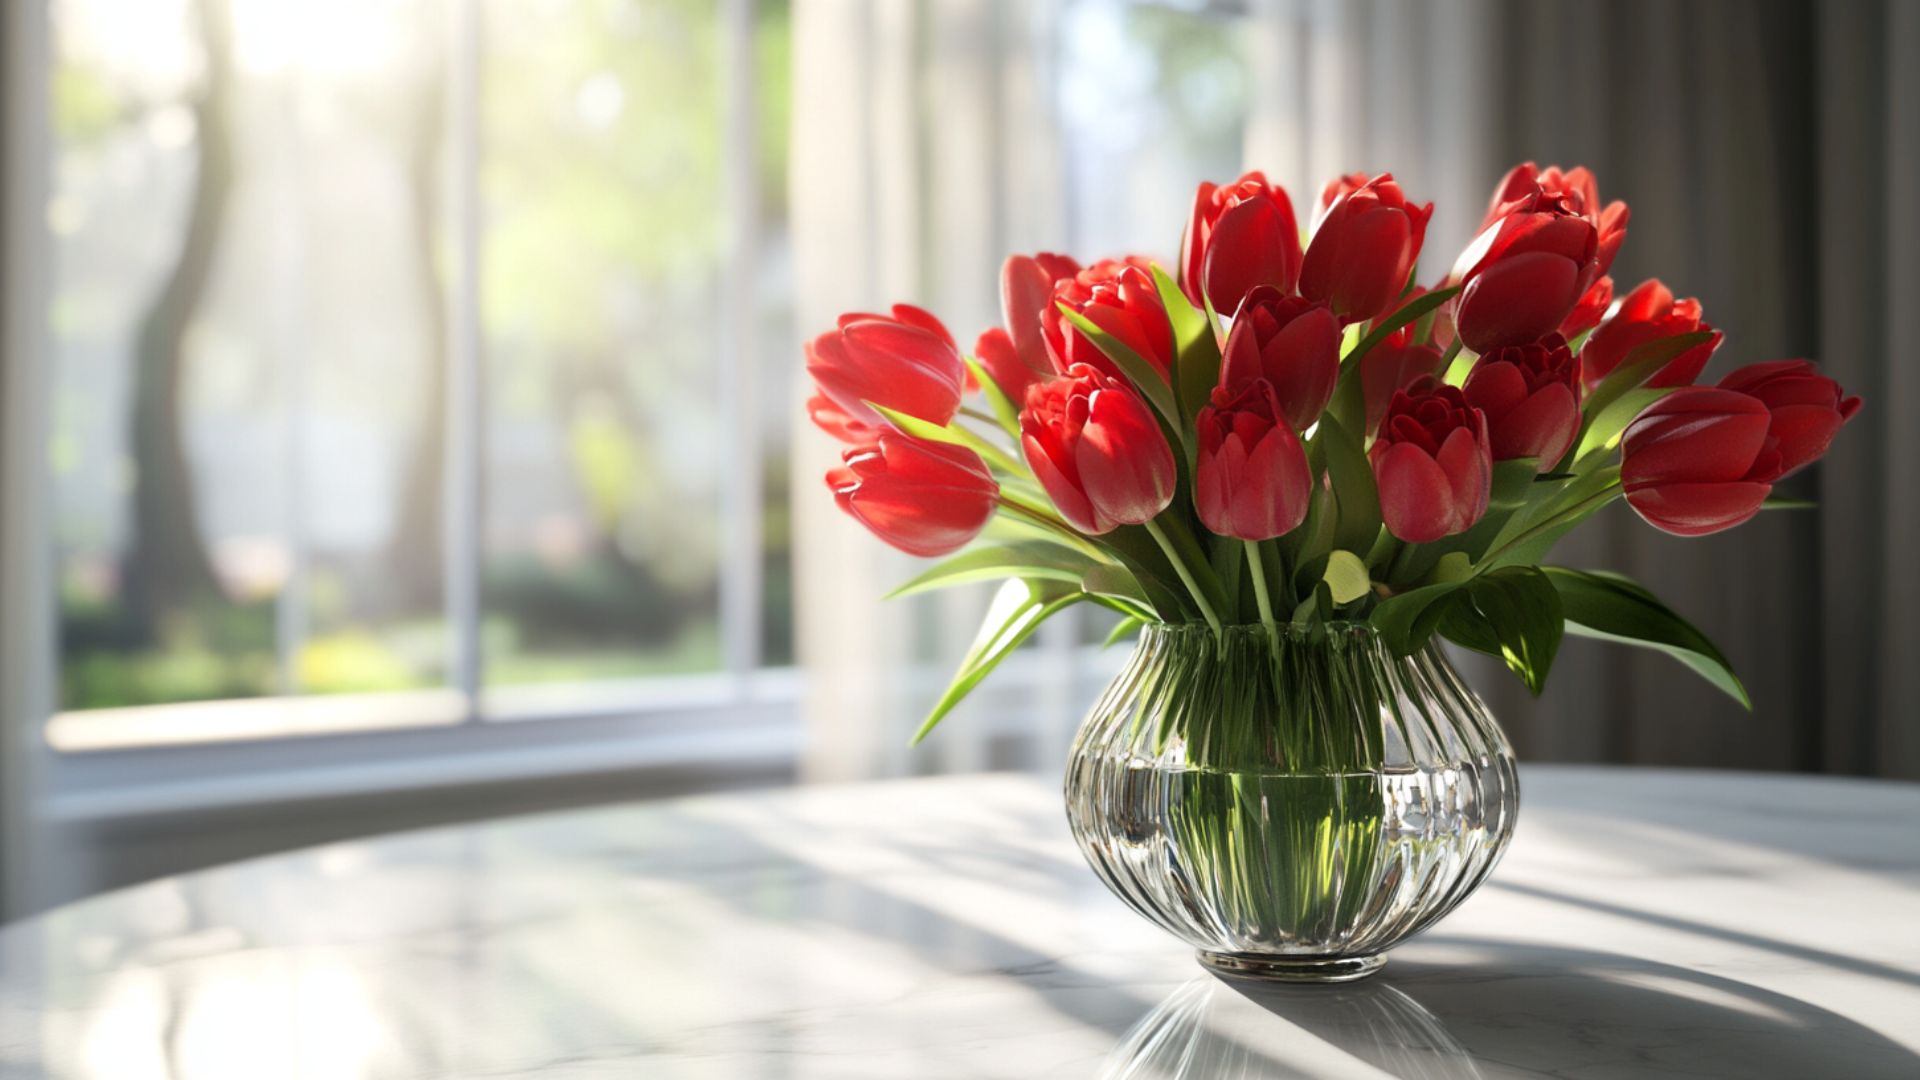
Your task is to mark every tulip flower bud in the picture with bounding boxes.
[1370,377,1492,543]
[1021,365,1177,535]
[1042,258,1176,383]
[1452,162,1626,353]
[806,304,967,437]
[1193,380,1313,541]
[1300,173,1433,325]
[1480,163,1629,277]
[1462,333,1583,468]
[1180,171,1303,316]
[1620,388,1777,536]
[1716,360,1862,479]
[1218,288,1340,431]
[1580,279,1721,392]
[827,431,999,557]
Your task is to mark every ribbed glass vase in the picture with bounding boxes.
[1064,622,1518,982]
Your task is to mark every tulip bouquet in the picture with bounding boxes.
[806,164,1861,741]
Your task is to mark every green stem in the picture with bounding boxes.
[958,405,1001,426]
[1147,519,1224,635]
[1478,481,1623,570]
[1245,541,1278,634]
[995,497,1110,562]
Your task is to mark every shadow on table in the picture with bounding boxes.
[1097,941,1920,1079]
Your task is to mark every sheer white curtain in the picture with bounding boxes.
[790,0,1076,781]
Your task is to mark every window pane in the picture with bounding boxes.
[479,0,728,687]
[50,0,454,728]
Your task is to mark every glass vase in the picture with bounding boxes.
[1064,622,1518,983]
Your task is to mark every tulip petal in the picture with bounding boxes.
[1076,388,1176,527]
[1023,431,1099,534]
[1455,252,1584,352]
[1626,480,1771,537]
[1374,441,1458,543]
[1202,195,1300,313]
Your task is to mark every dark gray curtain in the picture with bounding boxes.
[1448,0,1920,779]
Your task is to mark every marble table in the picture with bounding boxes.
[1,766,1917,1079]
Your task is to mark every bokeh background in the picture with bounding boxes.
[1,0,1915,916]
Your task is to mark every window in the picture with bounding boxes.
[21,0,1253,778]
[42,0,794,751]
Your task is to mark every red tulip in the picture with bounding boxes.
[1716,360,1862,479]
[998,252,1082,386]
[1180,171,1303,316]
[1217,287,1340,430]
[1462,333,1582,467]
[1480,162,1629,277]
[1559,275,1614,339]
[1370,377,1492,543]
[1579,279,1722,393]
[1620,388,1776,536]
[1193,379,1313,540]
[826,431,999,557]
[1021,365,1176,535]
[1300,173,1433,324]
[1452,162,1625,353]
[1042,257,1176,383]
[806,304,967,432]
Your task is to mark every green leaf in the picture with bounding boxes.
[1095,525,1195,622]
[867,403,1027,477]
[1437,567,1563,696]
[1480,465,1622,571]
[1317,414,1382,554]
[911,580,1084,744]
[1323,550,1371,604]
[964,357,1023,439]
[1054,303,1181,426]
[885,542,1098,599]
[1543,566,1750,708]
[1283,486,1337,588]
[1344,285,1462,366]
[1289,580,1334,627]
[1148,263,1221,431]
[1431,551,1472,584]
[1102,615,1145,649]
[1082,562,1152,609]
[1369,581,1468,655]
[1574,386,1668,463]
[1489,458,1541,510]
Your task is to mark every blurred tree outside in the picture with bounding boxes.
[51,0,796,714]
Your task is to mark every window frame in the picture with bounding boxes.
[10,0,800,824]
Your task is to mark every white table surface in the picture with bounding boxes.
[0,765,1916,1079]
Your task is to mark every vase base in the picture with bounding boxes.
[1196,951,1386,983]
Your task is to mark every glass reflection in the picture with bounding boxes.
[1102,976,1484,1080]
